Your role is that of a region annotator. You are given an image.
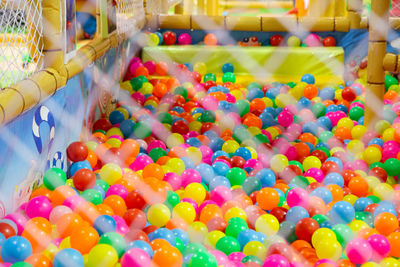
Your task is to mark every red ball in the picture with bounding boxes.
[207,217,227,232]
[125,190,146,209]
[267,243,293,259]
[191,71,202,83]
[230,156,246,168]
[163,31,177,45]
[295,218,319,242]
[123,209,147,230]
[73,169,96,191]
[171,120,189,135]
[0,222,16,239]
[66,142,89,162]
[342,87,357,102]
[93,118,112,132]
[270,207,288,223]
[322,36,336,47]
[124,229,149,243]
[321,161,340,174]
[204,81,217,90]
[143,225,158,234]
[270,34,284,46]
[368,167,387,182]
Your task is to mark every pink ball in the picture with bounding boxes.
[286,187,309,208]
[346,238,372,264]
[106,184,128,199]
[178,33,192,45]
[25,196,52,219]
[305,168,324,183]
[210,250,230,265]
[228,252,245,262]
[129,61,144,75]
[226,93,236,103]
[198,200,218,213]
[200,96,219,110]
[143,61,156,75]
[284,145,297,161]
[226,112,242,126]
[304,34,321,47]
[200,146,213,164]
[4,213,27,235]
[181,169,201,188]
[121,248,151,267]
[163,173,182,191]
[210,186,232,206]
[366,234,391,261]
[112,215,129,235]
[49,205,72,224]
[131,92,145,105]
[63,195,85,210]
[130,155,153,171]
[277,111,293,127]
[263,255,290,267]
[243,159,263,171]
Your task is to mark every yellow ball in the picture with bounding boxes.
[87,244,118,267]
[222,140,240,154]
[194,62,207,75]
[243,241,267,260]
[351,125,367,139]
[381,257,400,267]
[302,156,321,171]
[187,221,208,243]
[375,120,391,135]
[59,237,71,249]
[99,163,122,185]
[186,147,202,165]
[189,121,202,132]
[366,176,381,190]
[106,138,122,148]
[205,230,225,248]
[224,207,247,222]
[346,140,364,156]
[148,33,160,46]
[43,243,59,260]
[383,128,395,142]
[106,127,123,138]
[248,127,261,136]
[363,146,382,165]
[172,202,196,224]
[361,263,380,267]
[166,133,184,148]
[138,82,153,95]
[246,146,258,159]
[183,183,206,205]
[66,179,74,187]
[86,141,98,151]
[315,238,342,261]
[147,203,171,227]
[255,214,279,235]
[270,154,289,173]
[373,183,394,200]
[167,158,185,175]
[262,97,273,107]
[348,220,369,234]
[337,117,354,129]
[343,194,358,205]
[311,228,336,247]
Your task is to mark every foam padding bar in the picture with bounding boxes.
[261,16,297,32]
[383,53,400,73]
[191,15,225,30]
[159,14,191,29]
[225,16,261,31]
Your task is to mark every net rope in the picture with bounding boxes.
[116,0,145,36]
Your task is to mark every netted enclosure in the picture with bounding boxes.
[116,0,145,36]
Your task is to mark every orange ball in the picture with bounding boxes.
[384,90,399,102]
[135,66,149,77]
[337,259,356,267]
[242,115,262,129]
[303,84,319,100]
[70,226,99,254]
[204,33,218,46]
[388,232,400,257]
[103,195,127,217]
[294,142,311,158]
[291,240,312,252]
[200,204,223,224]
[25,218,52,235]
[56,213,83,238]
[120,139,140,159]
[334,127,352,141]
[30,188,52,200]
[152,245,182,267]
[150,238,171,251]
[75,202,100,225]
[51,185,76,206]
[326,184,343,202]
[166,218,188,230]
[256,188,280,210]
[348,176,369,197]
[155,62,168,76]
[25,253,52,267]
[96,203,114,215]
[153,83,168,99]
[142,163,165,180]
[86,150,98,168]
[374,212,399,236]
[299,133,317,145]
[22,228,51,253]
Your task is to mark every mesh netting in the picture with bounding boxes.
[0,0,43,89]
[116,0,145,36]
[391,0,400,16]
[146,0,182,14]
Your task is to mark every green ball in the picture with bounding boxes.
[332,224,353,246]
[355,211,373,227]
[200,110,216,123]
[369,162,384,170]
[11,263,32,267]
[242,177,262,195]
[385,75,398,90]
[157,112,173,124]
[204,73,216,82]
[175,237,185,253]
[312,214,329,225]
[216,236,241,256]
[278,221,297,243]
[242,255,263,265]
[225,217,248,238]
[133,121,151,139]
[98,232,126,258]
[130,77,143,91]
[222,72,236,83]
[311,102,326,118]
[174,86,188,99]
[289,161,303,172]
[367,195,381,203]
[349,106,364,121]
[248,82,262,89]
[318,131,334,143]
[43,168,67,190]
[233,127,250,143]
[235,100,250,118]
[291,175,309,189]
[189,251,218,267]
[253,134,270,145]
[96,179,110,192]
[384,158,400,176]
[183,243,207,256]
[287,82,296,88]
[148,147,167,162]
[81,189,103,205]
[137,75,148,83]
[166,190,180,208]
[226,167,247,186]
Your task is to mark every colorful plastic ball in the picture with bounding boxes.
[322,36,336,47]
[93,215,116,236]
[204,33,218,45]
[255,214,279,236]
[263,254,290,267]
[367,234,391,261]
[331,201,355,224]
[342,87,357,102]
[53,248,84,267]
[72,169,96,191]
[315,238,342,261]
[294,218,319,243]
[216,236,241,256]
[147,203,171,227]
[287,36,301,47]
[99,163,122,185]
[301,74,315,85]
[346,238,372,264]
[121,248,152,267]
[67,142,88,162]
[26,196,52,219]
[222,63,234,73]
[163,31,177,45]
[87,244,118,267]
[178,33,191,45]
[1,236,32,263]
[43,168,67,190]
[270,34,284,46]
[98,232,126,258]
[286,188,309,208]
[304,34,321,47]
[256,188,279,211]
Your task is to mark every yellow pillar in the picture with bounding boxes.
[365,0,390,128]
[348,0,362,29]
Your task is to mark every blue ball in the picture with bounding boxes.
[209,138,225,152]
[325,157,343,171]
[211,151,229,162]
[317,117,332,130]
[331,201,355,224]
[319,87,335,100]
[109,110,125,125]
[120,119,135,138]
[195,163,215,184]
[155,32,163,44]
[69,160,92,177]
[256,169,276,187]
[0,233,5,246]
[172,229,190,245]
[237,229,259,249]
[310,187,333,204]
[323,172,344,187]
[285,206,309,224]
[326,105,338,113]
[93,215,117,236]
[209,176,231,191]
[368,138,384,147]
[234,147,252,161]
[248,88,264,101]
[301,74,315,84]
[212,161,230,176]
[184,63,193,71]
[149,228,176,246]
[222,63,234,73]
[126,240,154,257]
[186,137,202,147]
[297,97,312,110]
[53,248,84,267]
[1,236,32,263]
[181,157,195,169]
[373,203,397,218]
[354,197,374,212]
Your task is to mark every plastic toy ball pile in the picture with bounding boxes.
[3,57,400,267]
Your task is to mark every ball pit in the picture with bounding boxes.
[3,55,400,267]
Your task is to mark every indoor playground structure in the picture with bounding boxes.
[5,0,400,266]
